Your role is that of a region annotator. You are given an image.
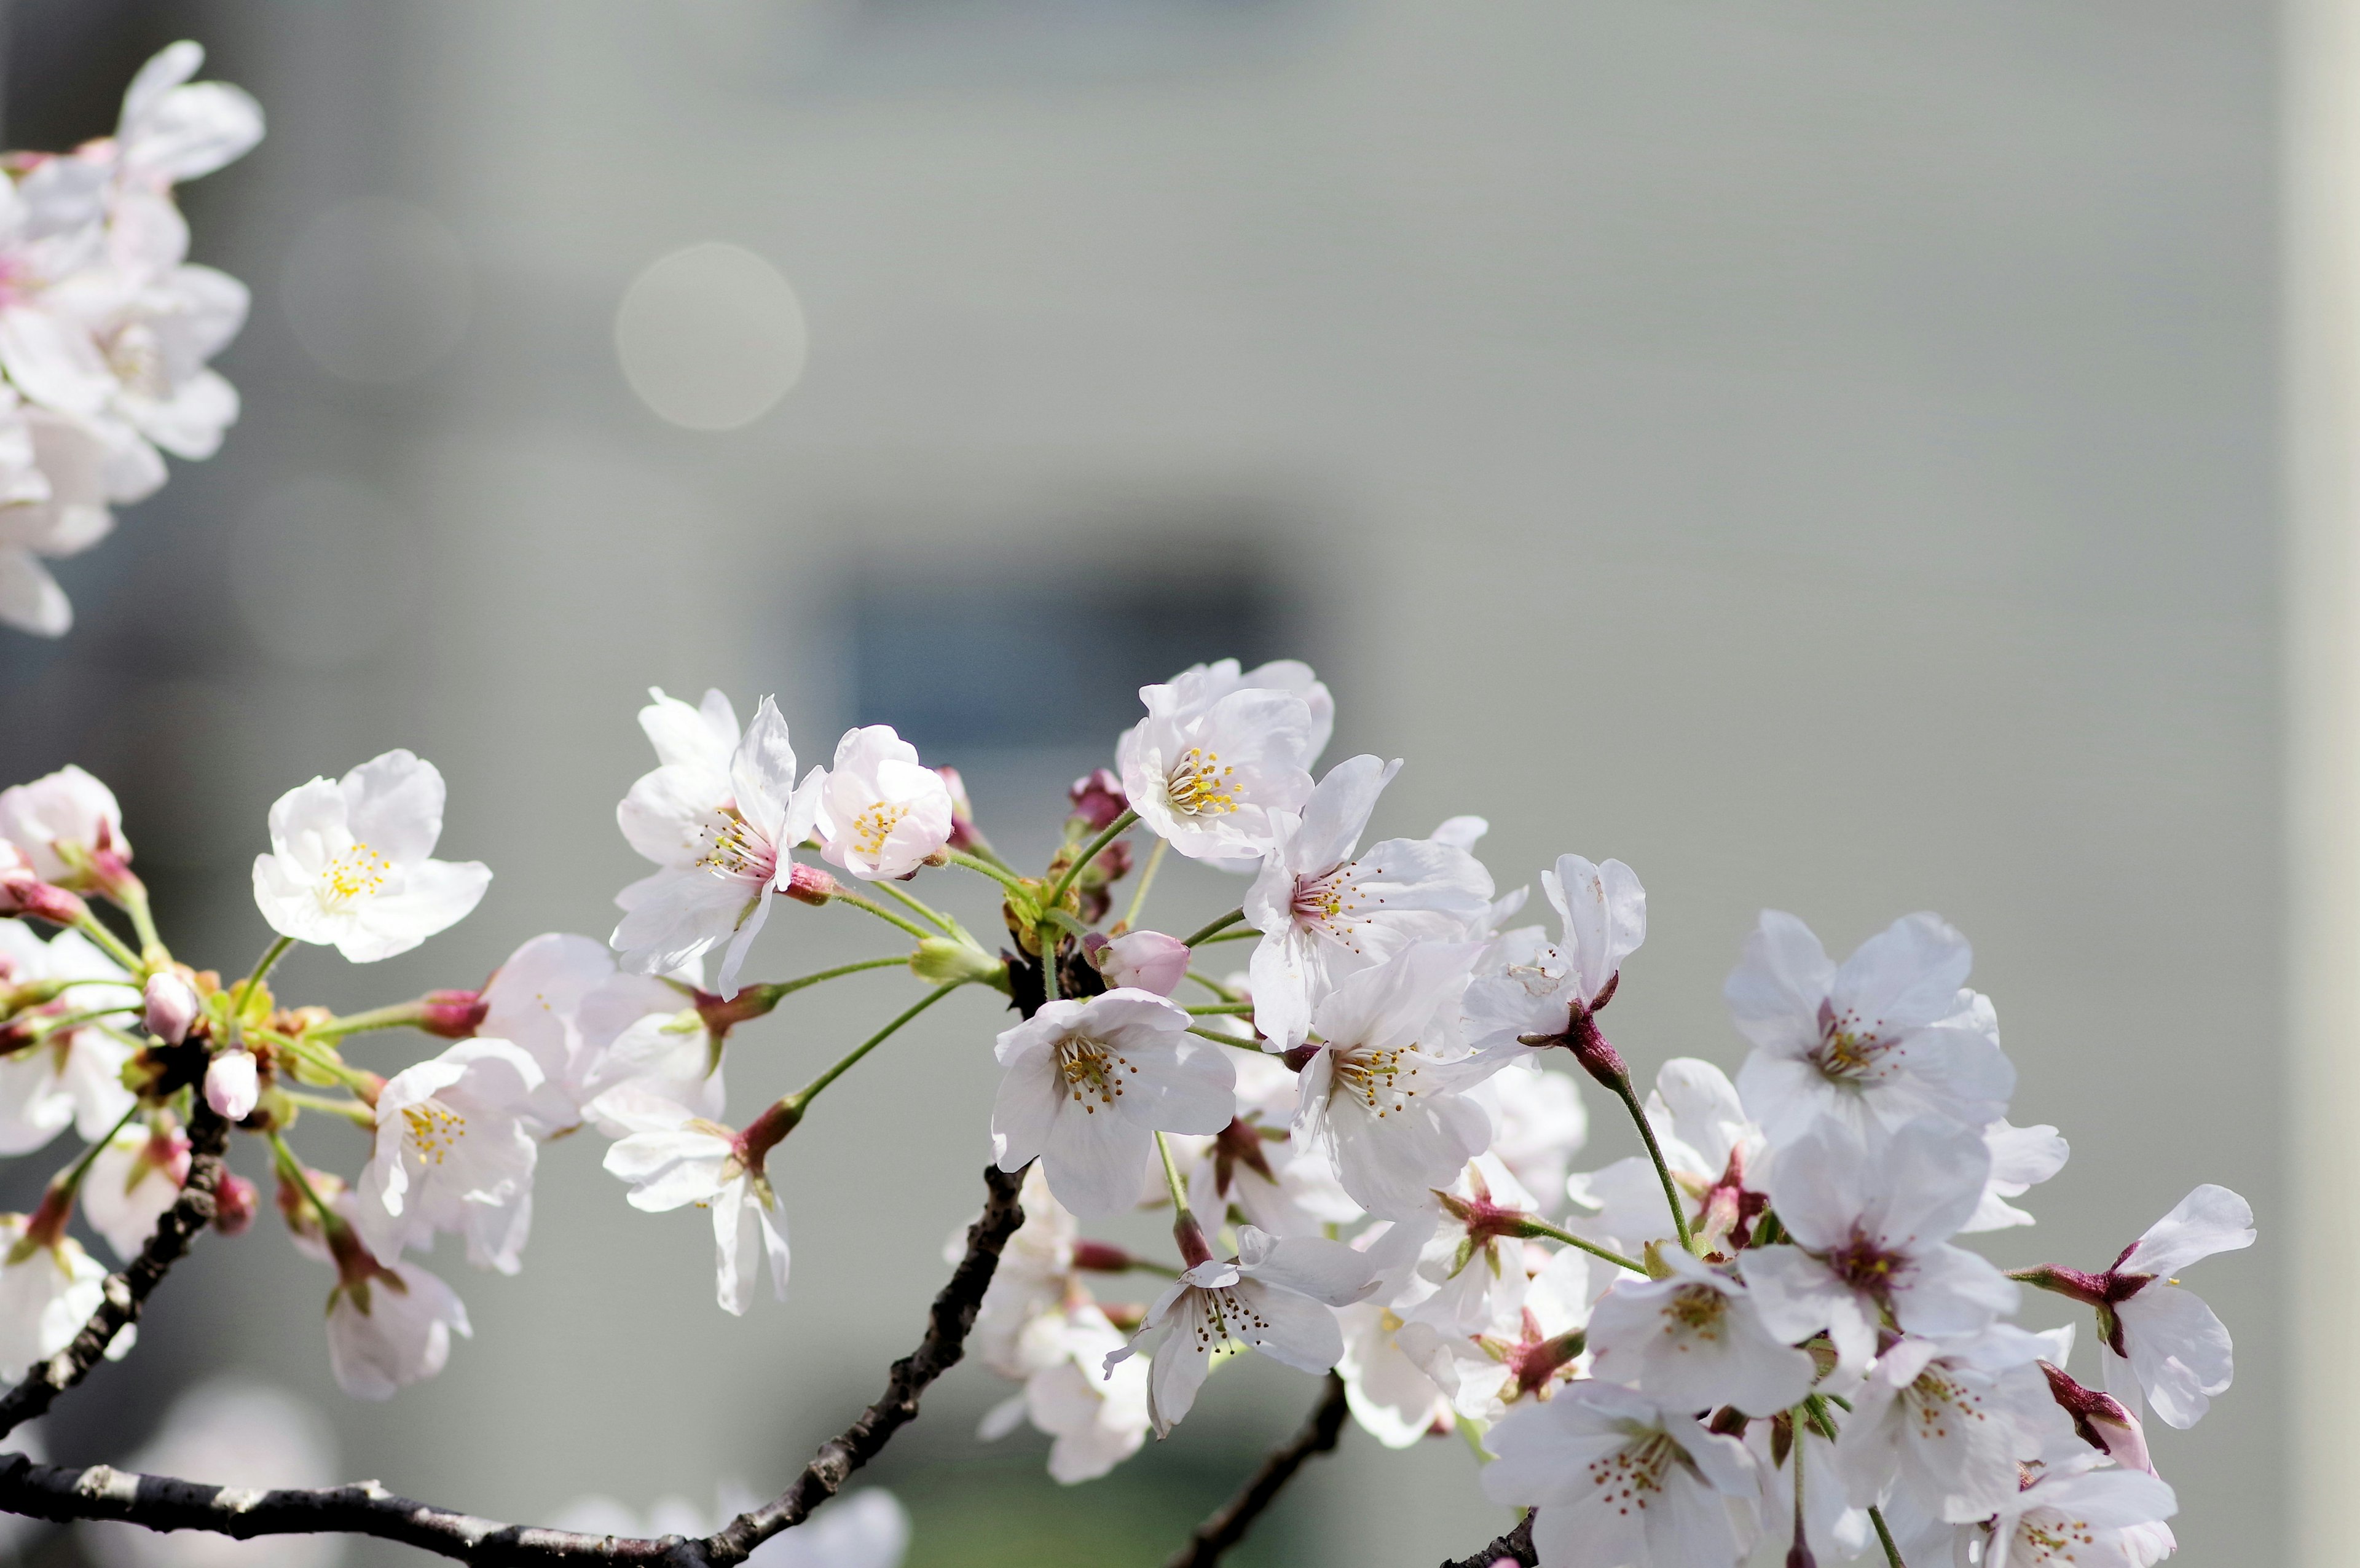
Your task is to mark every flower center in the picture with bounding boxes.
[1584,1430,1675,1515]
[1291,864,1372,946]
[319,842,392,905]
[696,810,777,884]
[847,799,911,859]
[1905,1363,1986,1443]
[1055,1034,1135,1113]
[1808,998,1897,1082]
[1163,747,1239,817]
[1329,1044,1420,1118]
[1823,1229,1907,1296]
[1662,1284,1728,1341]
[1188,1284,1270,1352]
[2014,1508,2102,1561]
[103,322,167,398]
[402,1100,466,1165]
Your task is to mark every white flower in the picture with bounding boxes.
[1396,1243,1595,1424]
[1175,1049,1359,1239]
[84,1379,340,1568]
[990,990,1235,1218]
[966,1165,1083,1381]
[1469,1059,1588,1213]
[0,1215,108,1379]
[0,922,138,1154]
[104,42,267,194]
[1400,1154,1543,1336]
[1964,1118,2069,1232]
[0,408,158,637]
[1727,910,2013,1147]
[983,1304,1152,1484]
[1335,1298,1453,1448]
[0,763,125,883]
[1833,1325,2064,1525]
[612,689,820,998]
[1565,1056,1763,1255]
[82,1118,187,1261]
[814,725,953,880]
[597,1086,789,1314]
[1461,856,1645,1062]
[325,1256,470,1401]
[1092,930,1191,997]
[1747,1416,1870,1568]
[581,1000,728,1134]
[2096,1184,2254,1430]
[1152,658,1335,766]
[1107,1224,1377,1436]
[1115,675,1316,863]
[1241,755,1495,1051]
[203,1048,257,1121]
[1479,1379,1760,1568]
[251,750,491,963]
[1293,941,1493,1216]
[1742,1116,2017,1370]
[1977,1455,2176,1568]
[354,1039,543,1275]
[475,931,687,1135]
[1586,1248,1815,1416]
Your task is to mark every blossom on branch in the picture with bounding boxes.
[814,725,953,880]
[596,1085,789,1314]
[251,750,491,963]
[354,1038,543,1276]
[1116,673,1316,864]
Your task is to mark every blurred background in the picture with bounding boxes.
[0,2,2285,1564]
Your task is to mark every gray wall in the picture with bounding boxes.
[0,3,2279,1564]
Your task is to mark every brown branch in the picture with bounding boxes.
[1441,1511,1536,1568]
[0,1161,1028,1567]
[0,1097,228,1441]
[1162,1370,1350,1568]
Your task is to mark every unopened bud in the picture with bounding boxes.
[0,863,88,928]
[1072,1240,1136,1272]
[213,1172,259,1236]
[143,971,199,1045]
[1092,930,1190,997]
[419,989,489,1038]
[1173,1211,1214,1269]
[205,1049,260,1122]
[2039,1360,2154,1474]
[783,863,841,906]
[911,938,1007,988]
[1066,768,1128,831]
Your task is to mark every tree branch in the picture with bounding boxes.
[1162,1370,1349,1568]
[0,1162,1030,1566]
[1441,1511,1536,1568]
[0,1098,229,1441]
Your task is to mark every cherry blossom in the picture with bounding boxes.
[1242,755,1494,1052]
[1398,1154,1542,1335]
[0,922,137,1154]
[814,726,954,880]
[0,1211,108,1379]
[990,989,1235,1218]
[1973,1454,2177,1568]
[987,1304,1151,1484]
[1832,1325,2064,1525]
[1747,1417,1870,1568]
[1090,930,1191,997]
[1964,1117,2070,1233]
[1565,1056,1763,1255]
[1727,909,2013,1147]
[251,750,491,963]
[203,1049,257,1122]
[473,931,685,1135]
[1397,1244,1595,1425]
[355,1038,543,1276]
[1115,673,1316,863]
[1461,856,1644,1076]
[1586,1247,1815,1416]
[1479,1378,1760,1568]
[0,764,127,886]
[1468,1059,1587,1215]
[612,689,820,998]
[1107,1224,1377,1436]
[1742,1116,2017,1370]
[1170,1050,1357,1239]
[1292,941,1492,1215]
[140,970,195,1045]
[2041,1358,2156,1475]
[597,1086,789,1314]
[1334,1299,1453,1448]
[82,1118,187,1261]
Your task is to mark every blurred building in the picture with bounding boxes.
[0,2,2279,1564]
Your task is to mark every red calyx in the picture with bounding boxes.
[418,989,490,1039]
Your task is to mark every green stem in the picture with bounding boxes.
[1186,1025,1259,1047]
[1193,927,1257,946]
[269,1031,384,1095]
[71,912,143,977]
[1613,1076,1694,1253]
[1047,809,1138,910]
[1155,1131,1192,1219]
[943,850,1034,903]
[784,984,963,1111]
[1121,839,1169,931]
[877,880,957,936]
[229,935,296,1048]
[267,1129,340,1230]
[30,1004,140,1039]
[304,1000,434,1043]
[115,882,162,963]
[830,890,937,943]
[55,1101,143,1194]
[1519,1217,1646,1276]
[283,1090,377,1127]
[1180,908,1248,948]
[776,954,919,995]
[1182,971,1240,1003]
[1186,1002,1256,1016]
[1868,1507,1906,1568]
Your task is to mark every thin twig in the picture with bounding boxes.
[0,1162,1029,1566]
[1162,1371,1350,1568]
[1441,1511,1537,1568]
[0,1098,227,1441]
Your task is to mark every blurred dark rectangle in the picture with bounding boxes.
[849,552,1294,751]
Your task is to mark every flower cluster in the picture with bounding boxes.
[0,42,259,636]
[0,654,2249,1568]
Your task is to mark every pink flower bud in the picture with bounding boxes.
[418,988,489,1038]
[213,1172,259,1236]
[205,1049,259,1122]
[2039,1360,2155,1474]
[1095,930,1190,997]
[1066,768,1128,831]
[783,863,841,906]
[0,848,88,927]
[143,971,199,1045]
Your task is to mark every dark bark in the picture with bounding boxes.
[1441,1511,1537,1568]
[1161,1370,1350,1568]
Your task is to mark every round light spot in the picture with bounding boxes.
[229,477,425,668]
[281,198,473,385]
[613,242,808,430]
